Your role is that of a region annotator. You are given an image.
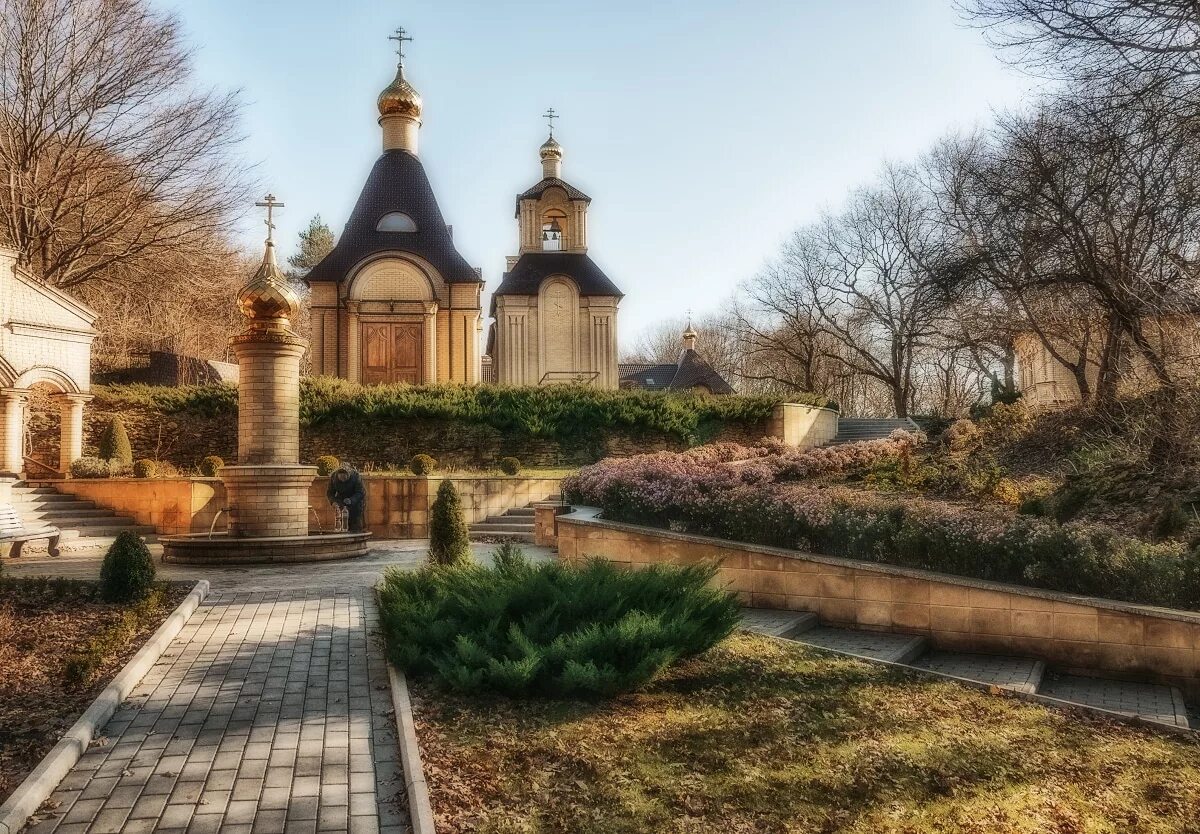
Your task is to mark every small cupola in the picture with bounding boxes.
[378,27,422,155]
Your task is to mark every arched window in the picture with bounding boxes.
[541,209,567,251]
[376,212,418,233]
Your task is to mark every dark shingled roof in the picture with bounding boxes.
[489,252,623,312]
[618,350,734,395]
[306,150,481,285]
[514,177,591,216]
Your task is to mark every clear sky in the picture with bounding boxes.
[158,0,1033,350]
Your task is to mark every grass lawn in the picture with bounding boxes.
[0,578,187,803]
[412,633,1200,834]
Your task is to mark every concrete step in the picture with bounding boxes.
[740,609,818,638]
[11,507,117,521]
[503,507,536,517]
[1038,673,1191,728]
[56,524,156,540]
[912,651,1046,695]
[9,492,90,505]
[469,522,536,535]
[467,529,535,543]
[792,625,929,664]
[481,515,535,526]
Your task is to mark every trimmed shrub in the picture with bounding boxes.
[428,479,470,566]
[378,549,740,698]
[411,453,437,476]
[316,455,340,476]
[132,458,158,478]
[97,415,133,465]
[69,456,112,478]
[199,455,224,477]
[99,530,156,603]
[498,456,521,476]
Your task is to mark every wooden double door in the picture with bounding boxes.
[362,322,424,385]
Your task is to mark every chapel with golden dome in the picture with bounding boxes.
[305,30,483,385]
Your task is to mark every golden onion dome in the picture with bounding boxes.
[238,240,300,325]
[378,67,422,119]
[539,134,563,161]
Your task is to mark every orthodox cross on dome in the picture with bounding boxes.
[389,26,414,69]
[254,193,284,244]
[543,107,558,138]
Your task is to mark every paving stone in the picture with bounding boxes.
[740,607,818,638]
[912,651,1045,693]
[791,625,928,664]
[1040,673,1189,727]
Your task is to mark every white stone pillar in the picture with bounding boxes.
[0,389,27,476]
[423,301,438,383]
[346,300,361,383]
[54,393,93,474]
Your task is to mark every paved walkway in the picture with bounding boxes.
[9,542,554,834]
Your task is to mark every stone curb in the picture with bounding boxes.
[388,664,436,834]
[761,631,1197,737]
[0,579,210,834]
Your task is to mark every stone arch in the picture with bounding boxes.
[13,365,81,394]
[347,255,438,302]
[538,275,579,381]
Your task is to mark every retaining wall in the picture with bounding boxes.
[553,507,1200,700]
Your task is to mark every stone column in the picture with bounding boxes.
[231,337,307,465]
[0,389,26,476]
[54,393,93,474]
[423,301,438,383]
[346,300,361,383]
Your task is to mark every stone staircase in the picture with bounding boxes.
[7,482,157,555]
[468,494,560,543]
[828,417,921,445]
[741,608,1195,730]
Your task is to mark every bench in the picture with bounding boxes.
[0,503,61,559]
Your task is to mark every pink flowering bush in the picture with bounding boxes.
[562,438,1200,611]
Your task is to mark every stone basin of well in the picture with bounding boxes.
[161,530,370,565]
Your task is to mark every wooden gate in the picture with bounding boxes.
[362,322,423,384]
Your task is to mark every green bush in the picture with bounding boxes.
[199,455,224,477]
[411,453,437,476]
[99,530,156,603]
[428,479,470,566]
[378,549,740,697]
[498,456,521,476]
[132,458,158,478]
[316,454,340,476]
[69,456,112,478]
[97,415,133,465]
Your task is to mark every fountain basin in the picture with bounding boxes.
[161,531,370,565]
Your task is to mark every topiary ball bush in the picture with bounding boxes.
[97,415,133,465]
[69,456,112,479]
[411,454,437,476]
[316,455,340,476]
[100,530,156,603]
[498,456,521,476]
[199,455,224,477]
[132,458,158,478]
[378,548,741,698]
[428,479,470,566]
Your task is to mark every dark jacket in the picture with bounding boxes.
[327,467,366,509]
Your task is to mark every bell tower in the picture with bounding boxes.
[515,110,590,254]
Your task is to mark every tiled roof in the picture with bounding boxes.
[490,252,623,310]
[515,177,591,215]
[306,150,481,285]
[618,350,734,394]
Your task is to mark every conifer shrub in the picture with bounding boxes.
[97,415,133,465]
[99,531,156,603]
[378,547,740,698]
[498,456,521,475]
[428,479,470,566]
[316,455,340,476]
[132,458,158,478]
[411,454,437,476]
[199,455,224,477]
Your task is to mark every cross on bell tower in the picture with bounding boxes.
[254,193,284,244]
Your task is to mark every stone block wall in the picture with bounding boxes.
[766,403,838,449]
[555,508,1200,700]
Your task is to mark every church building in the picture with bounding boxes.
[305,33,483,385]
[486,117,623,388]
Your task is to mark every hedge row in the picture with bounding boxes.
[92,378,826,444]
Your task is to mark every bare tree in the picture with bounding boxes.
[0,0,249,290]
[962,0,1200,95]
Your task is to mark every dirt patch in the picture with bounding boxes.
[0,578,189,803]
